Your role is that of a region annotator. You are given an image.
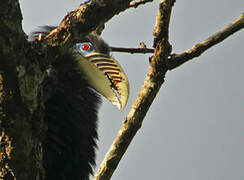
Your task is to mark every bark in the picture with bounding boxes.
[0,0,46,179]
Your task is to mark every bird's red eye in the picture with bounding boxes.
[81,44,90,51]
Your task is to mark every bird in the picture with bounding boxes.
[32,26,129,180]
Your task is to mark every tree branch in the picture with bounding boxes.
[110,46,154,54]
[167,13,244,70]
[39,0,155,69]
[94,0,175,179]
[44,0,133,47]
[111,13,243,66]
[129,0,154,8]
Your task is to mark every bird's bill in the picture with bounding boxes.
[75,52,129,110]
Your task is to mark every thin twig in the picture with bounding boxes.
[110,14,244,64]
[110,46,154,54]
[168,13,244,70]
[93,0,174,179]
[129,0,154,8]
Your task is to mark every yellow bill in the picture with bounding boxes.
[75,52,129,110]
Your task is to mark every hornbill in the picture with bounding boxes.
[33,26,129,180]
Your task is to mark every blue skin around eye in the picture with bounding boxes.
[76,42,95,55]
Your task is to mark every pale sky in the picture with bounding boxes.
[20,0,244,179]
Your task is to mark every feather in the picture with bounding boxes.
[32,26,109,180]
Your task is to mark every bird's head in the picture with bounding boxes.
[72,33,129,110]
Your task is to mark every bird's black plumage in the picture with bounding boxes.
[34,26,111,180]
